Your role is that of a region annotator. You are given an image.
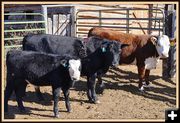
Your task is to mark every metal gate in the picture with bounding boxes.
[4,12,46,51]
[76,8,165,38]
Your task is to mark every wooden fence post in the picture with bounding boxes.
[70,7,75,37]
[41,5,48,34]
[53,14,58,35]
[48,17,52,34]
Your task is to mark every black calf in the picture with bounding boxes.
[81,41,127,103]
[4,50,81,118]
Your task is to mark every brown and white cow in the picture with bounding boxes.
[88,27,170,91]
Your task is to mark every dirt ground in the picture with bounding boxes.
[4,60,176,120]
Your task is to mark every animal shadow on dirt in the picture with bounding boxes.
[4,105,56,118]
[4,93,78,119]
[99,67,176,105]
[8,82,88,105]
[8,91,53,106]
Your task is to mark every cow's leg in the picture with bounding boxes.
[62,88,71,112]
[4,73,15,113]
[87,76,93,102]
[4,83,14,113]
[97,71,105,94]
[97,75,105,88]
[96,75,105,94]
[137,66,146,92]
[15,87,26,112]
[144,69,153,88]
[34,86,44,101]
[52,87,61,118]
[97,71,105,89]
[145,69,150,85]
[87,75,99,104]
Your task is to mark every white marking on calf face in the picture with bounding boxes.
[156,35,170,58]
[145,57,159,70]
[68,59,81,81]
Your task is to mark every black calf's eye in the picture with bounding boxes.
[79,66,81,71]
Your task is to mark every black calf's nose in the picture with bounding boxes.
[72,78,78,81]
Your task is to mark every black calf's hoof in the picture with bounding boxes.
[67,109,72,113]
[19,108,31,114]
[19,109,27,113]
[100,83,105,88]
[89,99,100,104]
[54,114,60,118]
[67,110,72,113]
[94,100,100,104]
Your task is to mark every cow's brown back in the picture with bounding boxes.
[88,27,153,64]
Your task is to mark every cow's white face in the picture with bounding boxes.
[155,35,170,58]
[68,59,81,81]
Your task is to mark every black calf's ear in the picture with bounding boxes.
[121,44,129,48]
[61,59,68,67]
[151,36,158,45]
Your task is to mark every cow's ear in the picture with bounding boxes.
[121,44,129,48]
[151,36,158,45]
[61,59,68,67]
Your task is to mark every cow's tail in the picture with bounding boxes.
[22,34,34,50]
[87,27,95,37]
[22,35,29,50]
[6,51,11,62]
[6,51,12,78]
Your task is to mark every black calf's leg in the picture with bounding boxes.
[4,84,13,113]
[97,75,105,88]
[87,86,92,102]
[97,70,106,88]
[15,88,25,112]
[87,75,99,104]
[87,76,94,102]
[4,74,15,113]
[97,71,106,94]
[52,87,61,118]
[62,88,71,112]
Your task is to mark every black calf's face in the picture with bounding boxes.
[61,59,81,81]
[110,42,121,66]
[101,41,120,66]
[101,41,129,66]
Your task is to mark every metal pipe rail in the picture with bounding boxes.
[76,8,165,36]
[4,12,46,49]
